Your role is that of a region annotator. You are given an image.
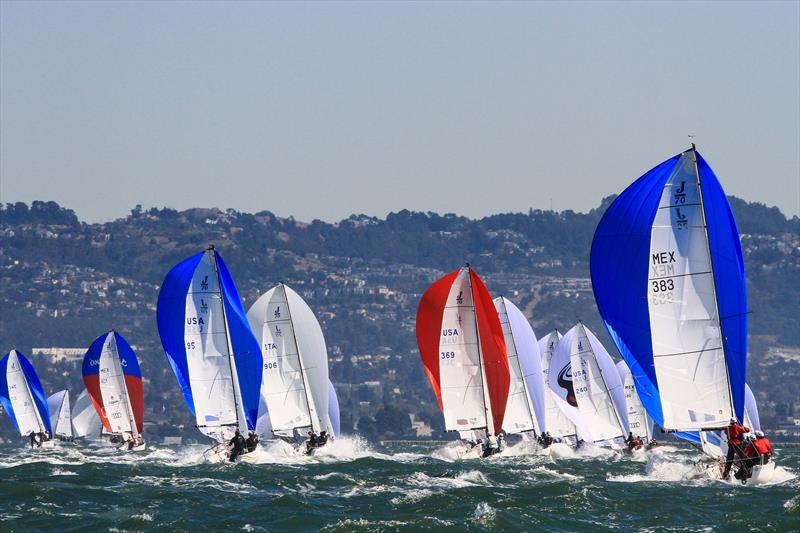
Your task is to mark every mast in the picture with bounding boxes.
[280,283,319,434]
[467,265,495,437]
[500,297,539,435]
[689,144,737,425]
[210,247,248,434]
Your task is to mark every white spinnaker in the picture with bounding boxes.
[547,330,593,442]
[71,388,102,437]
[247,283,329,435]
[5,350,46,436]
[648,150,733,431]
[46,390,73,438]
[98,333,138,437]
[184,250,247,440]
[439,268,491,434]
[539,331,577,439]
[616,360,653,441]
[494,297,538,434]
[570,324,628,442]
[744,383,760,432]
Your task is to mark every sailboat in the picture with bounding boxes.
[538,330,579,444]
[46,390,73,442]
[82,330,145,451]
[548,323,628,447]
[246,283,333,455]
[157,246,263,462]
[591,145,774,482]
[416,264,510,459]
[492,297,546,442]
[616,360,654,447]
[71,388,103,440]
[0,349,54,447]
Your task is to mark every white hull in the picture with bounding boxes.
[702,460,777,485]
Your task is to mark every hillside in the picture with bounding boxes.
[1,198,798,442]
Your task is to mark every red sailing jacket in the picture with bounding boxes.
[723,423,750,445]
[753,437,772,456]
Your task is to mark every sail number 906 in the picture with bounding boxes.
[441,351,456,360]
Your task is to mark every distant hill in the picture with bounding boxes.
[0,197,798,441]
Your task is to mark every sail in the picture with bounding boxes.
[616,360,653,441]
[71,388,103,438]
[416,266,510,436]
[82,331,143,436]
[744,383,760,432]
[538,331,577,439]
[327,380,340,438]
[493,297,544,434]
[247,283,329,435]
[0,350,51,436]
[547,330,595,442]
[47,390,73,438]
[591,148,747,431]
[157,248,262,441]
[569,323,628,442]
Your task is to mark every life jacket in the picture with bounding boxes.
[753,437,772,456]
[724,423,750,445]
[743,441,759,458]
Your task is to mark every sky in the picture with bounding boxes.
[1,1,798,222]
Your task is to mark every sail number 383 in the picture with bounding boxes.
[651,279,674,293]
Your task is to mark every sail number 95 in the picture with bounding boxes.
[441,351,456,360]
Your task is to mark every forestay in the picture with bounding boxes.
[591,147,747,431]
[493,297,545,435]
[0,350,51,437]
[46,390,73,438]
[157,248,262,442]
[247,283,329,436]
[569,323,628,442]
[538,331,577,439]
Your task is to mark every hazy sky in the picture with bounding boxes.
[1,1,798,222]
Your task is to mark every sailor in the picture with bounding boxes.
[36,431,46,447]
[127,436,136,450]
[745,430,773,466]
[625,432,635,449]
[735,433,757,480]
[245,431,259,453]
[29,431,37,448]
[228,428,246,462]
[722,418,750,479]
[647,438,658,449]
[482,435,499,458]
[306,431,320,454]
[498,432,506,451]
[318,431,328,447]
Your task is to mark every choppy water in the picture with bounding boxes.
[1,437,798,532]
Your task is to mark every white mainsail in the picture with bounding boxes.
[71,388,103,438]
[247,283,329,437]
[538,331,577,439]
[5,350,47,436]
[440,268,493,435]
[185,250,248,439]
[46,390,73,438]
[98,334,139,437]
[647,150,733,430]
[568,323,628,443]
[493,297,539,435]
[616,360,654,441]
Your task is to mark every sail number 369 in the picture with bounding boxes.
[441,351,456,360]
